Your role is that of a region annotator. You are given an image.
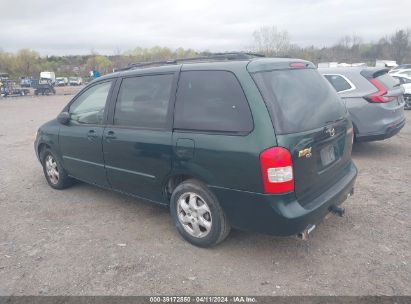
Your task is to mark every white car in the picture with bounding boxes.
[69,77,83,86]
[389,68,411,78]
[390,73,411,109]
[56,77,68,86]
[390,64,411,73]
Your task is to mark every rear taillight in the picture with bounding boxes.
[365,78,395,103]
[260,147,294,194]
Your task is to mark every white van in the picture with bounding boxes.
[40,71,56,85]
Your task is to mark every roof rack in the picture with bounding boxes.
[115,52,265,71]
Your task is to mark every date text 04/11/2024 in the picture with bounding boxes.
[149,296,257,303]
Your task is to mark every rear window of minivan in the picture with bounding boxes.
[253,69,346,134]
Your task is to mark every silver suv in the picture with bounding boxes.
[319,68,405,142]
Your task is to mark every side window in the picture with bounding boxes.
[114,74,174,129]
[324,74,353,92]
[69,81,112,124]
[174,71,253,133]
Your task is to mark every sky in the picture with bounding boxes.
[0,0,410,56]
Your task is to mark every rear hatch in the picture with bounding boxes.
[251,62,353,205]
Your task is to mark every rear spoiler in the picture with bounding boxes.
[247,58,315,73]
[360,68,389,79]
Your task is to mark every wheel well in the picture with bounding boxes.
[38,143,51,162]
[165,174,198,200]
[351,121,359,140]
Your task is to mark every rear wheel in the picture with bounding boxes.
[41,149,73,189]
[170,179,230,247]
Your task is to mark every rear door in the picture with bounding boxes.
[252,68,353,204]
[103,72,178,203]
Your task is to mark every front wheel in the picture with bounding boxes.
[41,149,73,189]
[170,179,231,247]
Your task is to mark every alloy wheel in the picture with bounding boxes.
[177,192,212,238]
[45,155,59,185]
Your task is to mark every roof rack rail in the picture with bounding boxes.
[115,52,265,71]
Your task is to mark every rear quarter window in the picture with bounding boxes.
[323,74,353,92]
[253,69,346,134]
[174,71,253,133]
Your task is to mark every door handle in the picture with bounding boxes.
[87,129,98,141]
[105,130,116,141]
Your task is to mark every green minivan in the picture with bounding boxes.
[34,54,357,247]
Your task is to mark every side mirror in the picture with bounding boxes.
[57,112,70,125]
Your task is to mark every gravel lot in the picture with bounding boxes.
[0,90,410,296]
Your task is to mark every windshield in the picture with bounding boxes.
[253,68,346,134]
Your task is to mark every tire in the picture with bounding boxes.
[40,148,73,190]
[170,179,231,247]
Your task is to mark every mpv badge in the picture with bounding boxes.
[326,127,336,137]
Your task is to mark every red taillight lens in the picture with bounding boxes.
[289,62,306,68]
[365,78,395,103]
[260,147,294,194]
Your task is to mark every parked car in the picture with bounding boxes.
[0,72,9,81]
[40,71,56,85]
[69,77,83,86]
[390,64,411,72]
[389,68,411,78]
[390,73,411,109]
[34,78,56,95]
[35,54,357,247]
[320,68,405,142]
[1,80,30,97]
[56,77,68,86]
[20,77,33,88]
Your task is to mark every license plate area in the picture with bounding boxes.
[320,144,336,166]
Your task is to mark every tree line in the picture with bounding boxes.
[0,47,199,80]
[1,27,410,80]
[252,26,411,66]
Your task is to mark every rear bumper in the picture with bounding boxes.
[210,162,357,236]
[356,118,405,142]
